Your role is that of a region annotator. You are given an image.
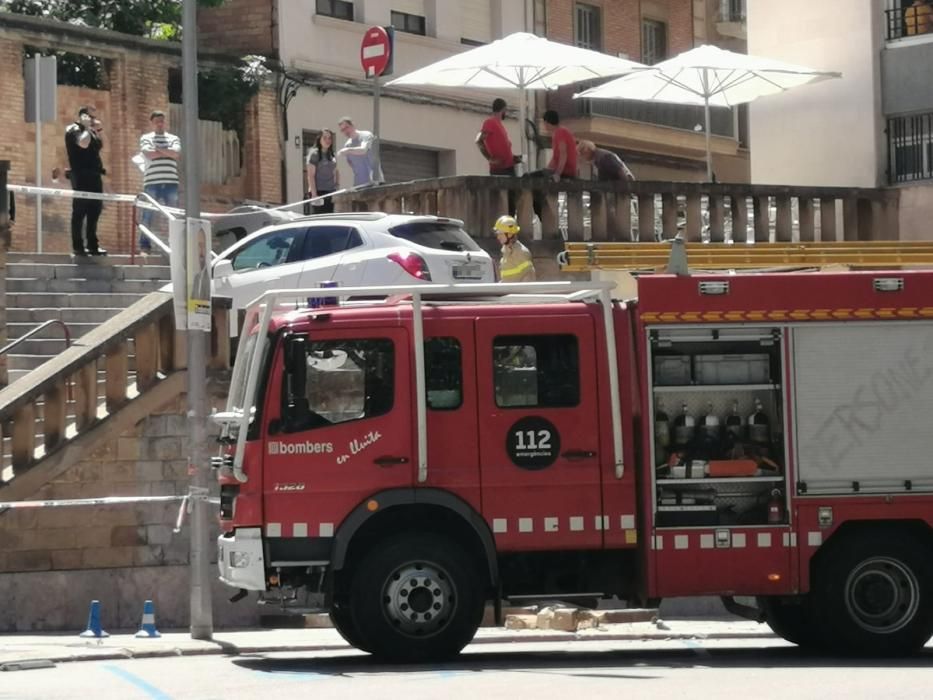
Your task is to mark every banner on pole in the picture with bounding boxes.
[187,218,212,332]
[169,219,188,331]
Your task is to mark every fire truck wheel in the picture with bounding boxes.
[757,596,822,649]
[350,533,482,662]
[811,532,933,655]
[329,601,372,653]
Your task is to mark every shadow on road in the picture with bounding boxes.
[232,645,933,679]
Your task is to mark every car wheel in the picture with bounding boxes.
[350,533,483,662]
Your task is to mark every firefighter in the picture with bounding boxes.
[494,215,536,283]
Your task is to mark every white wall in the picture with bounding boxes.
[285,88,513,202]
[747,0,885,187]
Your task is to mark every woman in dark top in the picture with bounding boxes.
[306,129,339,214]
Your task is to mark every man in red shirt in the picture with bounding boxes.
[476,98,520,213]
[542,109,577,181]
[477,98,519,174]
[532,109,577,220]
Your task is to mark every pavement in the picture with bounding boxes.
[0,619,774,669]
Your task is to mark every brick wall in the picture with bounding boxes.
[545,0,696,124]
[0,23,283,253]
[197,0,277,56]
[545,0,695,63]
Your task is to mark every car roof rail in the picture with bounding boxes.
[292,212,389,222]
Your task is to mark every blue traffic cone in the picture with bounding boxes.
[79,600,109,639]
[135,599,161,638]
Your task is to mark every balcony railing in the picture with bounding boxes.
[576,98,736,138]
[333,176,900,245]
[885,5,933,41]
[888,112,933,183]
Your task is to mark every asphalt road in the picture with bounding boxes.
[2,638,931,700]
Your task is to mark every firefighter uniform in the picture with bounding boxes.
[494,215,536,282]
[500,239,536,282]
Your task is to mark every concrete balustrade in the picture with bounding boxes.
[333,176,900,244]
[0,292,231,494]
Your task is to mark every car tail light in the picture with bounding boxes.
[388,251,432,281]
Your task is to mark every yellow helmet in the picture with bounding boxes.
[493,215,520,237]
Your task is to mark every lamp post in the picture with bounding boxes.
[183,0,213,641]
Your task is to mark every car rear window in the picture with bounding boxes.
[388,222,481,252]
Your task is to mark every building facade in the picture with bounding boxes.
[201,0,530,204]
[200,0,753,203]
[748,0,933,239]
[547,0,750,182]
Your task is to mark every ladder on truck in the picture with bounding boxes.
[558,240,933,272]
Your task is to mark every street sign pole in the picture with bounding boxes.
[360,26,392,184]
[372,74,381,183]
[183,0,213,642]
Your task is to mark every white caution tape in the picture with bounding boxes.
[10,183,353,219]
[8,183,137,203]
[0,493,219,510]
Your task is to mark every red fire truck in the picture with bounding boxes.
[214,270,933,661]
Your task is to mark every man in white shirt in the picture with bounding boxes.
[337,116,383,187]
[139,110,181,253]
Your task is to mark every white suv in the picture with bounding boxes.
[212,213,495,313]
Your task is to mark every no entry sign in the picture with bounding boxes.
[360,26,393,78]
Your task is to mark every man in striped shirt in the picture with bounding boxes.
[139,110,181,253]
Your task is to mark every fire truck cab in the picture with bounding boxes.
[215,272,933,661]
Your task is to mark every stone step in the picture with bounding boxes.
[6,262,171,282]
[8,253,167,266]
[6,278,165,295]
[6,292,146,308]
[6,307,131,324]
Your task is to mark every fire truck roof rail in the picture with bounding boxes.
[559,240,933,272]
[229,281,626,486]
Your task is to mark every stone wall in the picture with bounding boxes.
[0,370,263,631]
[0,159,7,388]
[0,13,283,254]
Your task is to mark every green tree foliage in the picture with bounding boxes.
[2,0,225,38]
[7,0,265,137]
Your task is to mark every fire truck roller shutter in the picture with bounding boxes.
[331,488,499,585]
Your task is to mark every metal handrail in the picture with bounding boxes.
[0,319,71,357]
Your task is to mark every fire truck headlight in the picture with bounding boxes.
[229,551,252,569]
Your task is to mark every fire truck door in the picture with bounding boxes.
[476,315,603,551]
[263,328,413,539]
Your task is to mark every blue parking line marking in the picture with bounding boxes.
[103,664,174,700]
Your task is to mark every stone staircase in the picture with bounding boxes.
[4,253,171,385]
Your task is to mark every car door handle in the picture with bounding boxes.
[374,455,409,467]
[562,450,597,460]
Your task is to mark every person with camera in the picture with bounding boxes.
[64,105,107,256]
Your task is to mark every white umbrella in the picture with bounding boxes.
[386,32,644,162]
[574,44,841,180]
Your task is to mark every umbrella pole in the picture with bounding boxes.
[520,87,528,171]
[704,97,712,182]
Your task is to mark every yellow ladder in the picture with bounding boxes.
[559,241,933,272]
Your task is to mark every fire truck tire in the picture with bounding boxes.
[350,533,483,662]
[810,532,933,655]
[329,602,372,653]
[757,596,822,649]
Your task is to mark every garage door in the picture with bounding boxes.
[381,143,439,184]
